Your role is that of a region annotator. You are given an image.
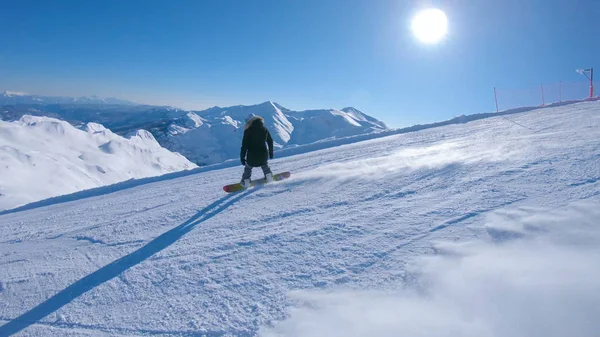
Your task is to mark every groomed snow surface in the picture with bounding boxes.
[1,102,600,336]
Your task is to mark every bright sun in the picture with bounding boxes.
[411,8,448,44]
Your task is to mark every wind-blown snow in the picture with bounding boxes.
[0,101,599,336]
[260,200,600,337]
[0,116,196,210]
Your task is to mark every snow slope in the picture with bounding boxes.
[0,116,197,211]
[1,101,599,336]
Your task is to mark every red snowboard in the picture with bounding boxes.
[223,172,291,193]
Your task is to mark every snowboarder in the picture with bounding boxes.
[240,115,274,187]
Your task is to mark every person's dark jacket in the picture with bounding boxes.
[240,116,274,167]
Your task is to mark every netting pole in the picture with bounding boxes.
[590,68,594,98]
[494,87,499,112]
[559,80,562,102]
[541,84,545,106]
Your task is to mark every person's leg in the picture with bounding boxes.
[261,164,272,175]
[261,164,273,181]
[241,164,253,185]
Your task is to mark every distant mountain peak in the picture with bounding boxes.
[253,101,281,109]
[2,91,30,97]
[342,107,361,113]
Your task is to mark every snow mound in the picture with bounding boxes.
[0,116,196,210]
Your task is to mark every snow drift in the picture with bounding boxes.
[0,116,196,210]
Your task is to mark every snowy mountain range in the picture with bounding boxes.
[0,116,196,210]
[0,91,137,106]
[153,101,388,165]
[1,93,389,165]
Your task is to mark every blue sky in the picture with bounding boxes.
[0,0,598,127]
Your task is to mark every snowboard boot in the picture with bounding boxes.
[265,173,273,183]
[240,179,251,188]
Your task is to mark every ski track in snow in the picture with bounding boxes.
[1,102,600,336]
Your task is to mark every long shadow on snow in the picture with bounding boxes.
[0,189,257,337]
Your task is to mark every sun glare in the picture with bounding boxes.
[411,8,448,44]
